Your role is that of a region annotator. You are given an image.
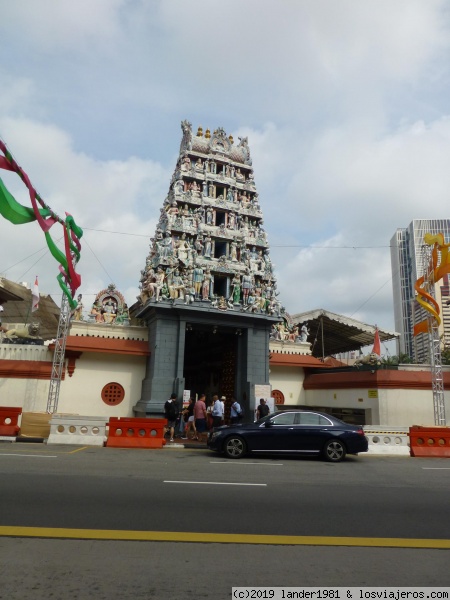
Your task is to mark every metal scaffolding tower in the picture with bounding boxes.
[420,244,447,425]
[46,293,72,414]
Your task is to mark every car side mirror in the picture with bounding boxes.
[264,420,273,428]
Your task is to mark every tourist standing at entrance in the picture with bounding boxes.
[194,393,208,442]
[182,397,197,440]
[206,398,214,430]
[179,404,188,435]
[256,398,270,420]
[164,393,179,442]
[230,398,243,424]
[212,395,224,427]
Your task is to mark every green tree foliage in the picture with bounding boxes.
[381,353,412,366]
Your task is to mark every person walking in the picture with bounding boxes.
[212,394,224,428]
[230,398,243,424]
[164,393,179,442]
[256,398,270,420]
[194,393,208,442]
[182,397,197,440]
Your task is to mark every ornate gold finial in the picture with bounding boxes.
[229,135,234,144]
[196,126,203,137]
[205,128,211,139]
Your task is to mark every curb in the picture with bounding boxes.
[165,442,208,449]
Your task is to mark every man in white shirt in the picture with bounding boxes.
[212,395,224,428]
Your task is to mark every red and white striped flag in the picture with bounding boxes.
[31,276,39,312]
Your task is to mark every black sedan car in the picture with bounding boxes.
[207,410,368,462]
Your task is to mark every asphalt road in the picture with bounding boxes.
[1,443,450,599]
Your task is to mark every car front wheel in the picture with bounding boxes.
[323,439,346,462]
[224,436,247,459]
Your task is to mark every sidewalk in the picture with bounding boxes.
[164,433,208,449]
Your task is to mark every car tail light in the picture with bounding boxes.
[357,428,365,436]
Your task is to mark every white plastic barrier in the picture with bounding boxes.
[47,415,107,446]
[364,426,410,455]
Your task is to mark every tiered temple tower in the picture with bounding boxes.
[133,121,281,418]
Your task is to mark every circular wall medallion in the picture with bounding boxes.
[272,389,285,405]
[101,382,125,406]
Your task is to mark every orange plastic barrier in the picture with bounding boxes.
[0,406,22,436]
[106,417,167,449]
[409,425,450,458]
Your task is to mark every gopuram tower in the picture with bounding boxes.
[133,121,281,418]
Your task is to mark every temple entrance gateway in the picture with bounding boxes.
[132,122,281,419]
[132,302,277,418]
[183,325,238,406]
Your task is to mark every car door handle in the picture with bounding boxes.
[288,427,295,430]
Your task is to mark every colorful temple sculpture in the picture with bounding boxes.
[133,122,280,418]
[138,121,279,314]
[85,284,130,325]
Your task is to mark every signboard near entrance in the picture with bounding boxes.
[183,390,191,408]
[254,384,271,400]
[254,384,273,420]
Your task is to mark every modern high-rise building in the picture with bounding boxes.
[391,219,450,362]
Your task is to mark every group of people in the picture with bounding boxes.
[163,393,271,443]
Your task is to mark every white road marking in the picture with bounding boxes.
[210,461,283,466]
[164,480,267,486]
[1,454,57,458]
[421,467,450,470]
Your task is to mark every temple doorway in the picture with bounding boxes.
[183,326,238,418]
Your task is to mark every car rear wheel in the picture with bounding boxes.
[224,436,247,459]
[323,439,346,462]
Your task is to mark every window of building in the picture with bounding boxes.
[271,390,285,404]
[101,382,125,406]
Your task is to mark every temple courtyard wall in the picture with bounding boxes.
[1,324,449,427]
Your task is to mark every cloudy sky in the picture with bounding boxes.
[1,0,450,353]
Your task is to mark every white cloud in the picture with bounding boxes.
[1,0,450,346]
[0,116,168,307]
[0,0,126,51]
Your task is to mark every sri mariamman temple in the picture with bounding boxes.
[133,121,281,416]
[138,121,279,314]
[0,122,426,429]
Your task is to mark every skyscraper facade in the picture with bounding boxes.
[391,219,450,362]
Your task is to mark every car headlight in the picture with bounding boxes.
[210,432,222,442]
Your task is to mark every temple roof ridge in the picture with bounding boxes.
[180,120,252,166]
